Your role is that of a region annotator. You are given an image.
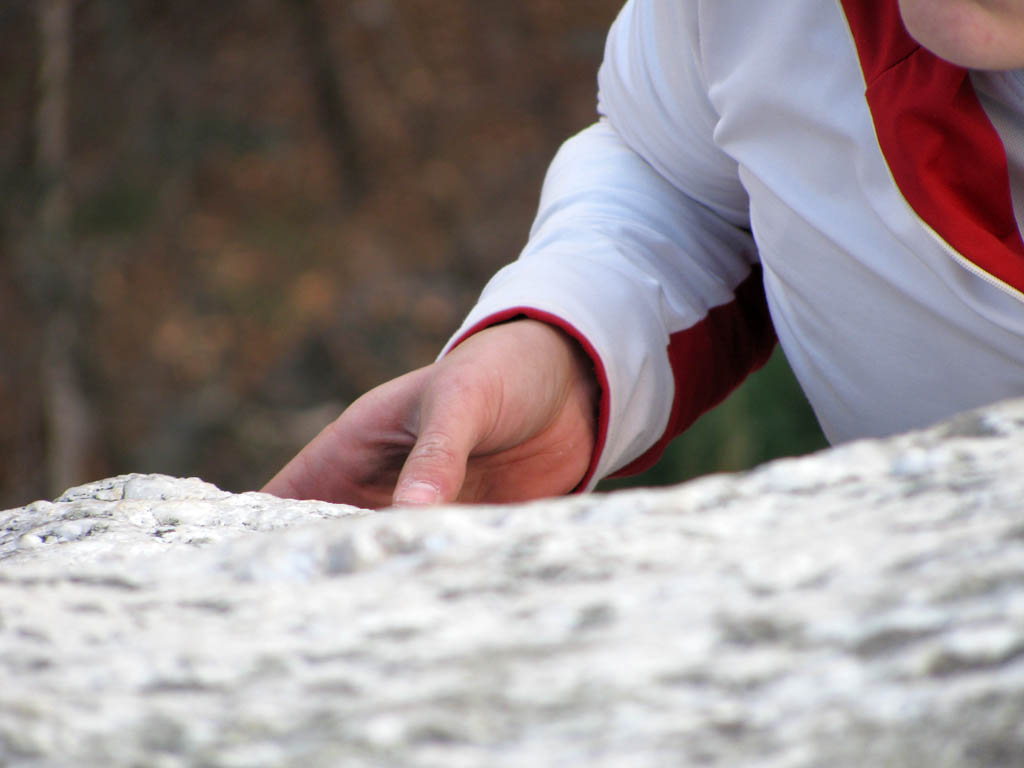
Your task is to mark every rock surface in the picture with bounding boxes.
[4,403,1024,767]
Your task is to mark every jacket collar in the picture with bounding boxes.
[839,0,1024,293]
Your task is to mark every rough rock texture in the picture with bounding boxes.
[4,404,1024,767]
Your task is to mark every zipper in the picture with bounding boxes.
[918,217,1024,306]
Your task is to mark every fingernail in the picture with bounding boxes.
[394,481,440,506]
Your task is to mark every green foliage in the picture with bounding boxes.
[599,347,828,491]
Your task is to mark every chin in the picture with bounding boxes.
[898,0,1024,70]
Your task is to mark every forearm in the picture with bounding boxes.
[445,120,772,486]
[445,0,778,486]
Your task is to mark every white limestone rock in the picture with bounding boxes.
[2,402,1024,767]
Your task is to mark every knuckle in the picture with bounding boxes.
[409,435,462,467]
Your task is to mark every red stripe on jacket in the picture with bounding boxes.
[839,0,1024,292]
[448,267,775,487]
[612,266,776,478]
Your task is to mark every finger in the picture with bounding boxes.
[259,420,354,502]
[392,380,488,506]
[392,435,463,505]
[261,461,301,498]
[260,367,433,505]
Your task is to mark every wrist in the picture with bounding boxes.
[443,308,610,491]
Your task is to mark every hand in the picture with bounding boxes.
[260,319,599,507]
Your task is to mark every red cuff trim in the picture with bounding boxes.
[447,308,610,493]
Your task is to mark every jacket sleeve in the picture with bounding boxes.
[441,0,775,489]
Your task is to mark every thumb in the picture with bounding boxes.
[392,432,465,505]
[392,387,485,505]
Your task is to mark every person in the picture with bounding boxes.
[263,0,1024,508]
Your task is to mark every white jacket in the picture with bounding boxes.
[443,0,1024,489]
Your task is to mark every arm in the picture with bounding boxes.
[446,0,775,487]
[263,0,774,505]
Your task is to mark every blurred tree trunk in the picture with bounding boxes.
[286,0,365,206]
[37,0,94,497]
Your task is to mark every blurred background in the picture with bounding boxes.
[0,0,827,509]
